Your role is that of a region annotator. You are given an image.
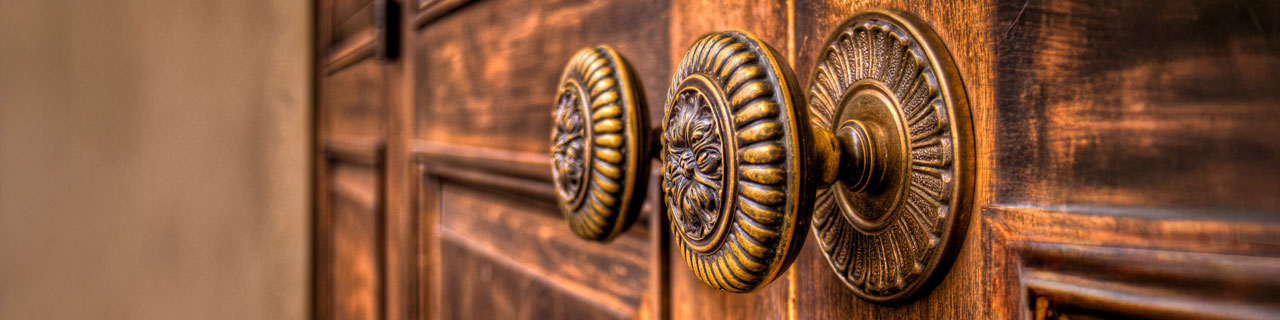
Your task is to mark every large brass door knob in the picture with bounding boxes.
[661,9,975,300]
[805,10,975,303]
[661,30,810,293]
[551,46,652,242]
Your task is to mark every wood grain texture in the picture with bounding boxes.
[412,0,670,153]
[328,163,384,320]
[984,205,1280,319]
[407,3,673,315]
[331,0,374,34]
[319,0,1280,319]
[439,182,651,316]
[643,174,670,320]
[414,141,558,203]
[413,141,551,182]
[984,2,1280,317]
[381,1,414,314]
[323,60,390,138]
[438,240,625,320]
[994,0,1280,215]
[414,166,442,320]
[791,0,996,318]
[327,29,379,74]
[326,0,377,72]
[315,0,398,318]
[325,135,386,166]
[413,0,471,27]
[317,131,388,320]
[413,144,664,319]
[1021,244,1280,320]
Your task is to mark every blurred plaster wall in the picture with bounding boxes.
[0,0,311,318]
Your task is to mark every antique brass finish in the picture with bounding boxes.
[551,46,652,242]
[807,10,975,303]
[661,10,974,299]
[551,11,974,298]
[663,30,812,293]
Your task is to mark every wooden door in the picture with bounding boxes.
[790,1,1280,318]
[313,0,408,319]
[315,0,1280,319]
[406,0,671,319]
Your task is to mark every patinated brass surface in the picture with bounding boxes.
[660,11,974,300]
[552,46,652,242]
[806,10,975,303]
[662,30,812,293]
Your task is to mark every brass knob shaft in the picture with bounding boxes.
[806,10,974,303]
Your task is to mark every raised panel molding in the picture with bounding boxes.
[413,0,472,28]
[983,205,1280,319]
[326,27,378,74]
[325,135,387,166]
[412,140,556,202]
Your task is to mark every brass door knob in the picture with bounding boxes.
[550,9,974,302]
[806,10,975,303]
[660,30,809,294]
[662,9,975,300]
[551,46,652,242]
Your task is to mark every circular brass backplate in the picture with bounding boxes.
[662,31,812,293]
[806,10,975,303]
[552,46,651,242]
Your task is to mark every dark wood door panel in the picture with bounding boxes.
[319,0,386,73]
[984,205,1280,319]
[407,2,675,315]
[411,0,671,154]
[441,182,650,308]
[439,241,627,320]
[331,3,376,52]
[313,0,395,312]
[436,182,650,317]
[330,0,374,33]
[993,0,1280,214]
[412,140,667,319]
[324,161,385,320]
[323,61,390,139]
[667,246,790,320]
[982,3,1280,316]
[311,0,1280,319]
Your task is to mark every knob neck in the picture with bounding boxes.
[813,86,900,193]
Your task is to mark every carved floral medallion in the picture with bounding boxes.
[663,91,724,241]
[551,46,651,242]
[662,31,811,293]
[552,87,587,202]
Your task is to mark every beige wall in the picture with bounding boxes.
[0,0,310,319]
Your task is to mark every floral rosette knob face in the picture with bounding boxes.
[661,30,813,293]
[551,46,652,242]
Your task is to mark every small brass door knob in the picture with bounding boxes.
[661,10,975,300]
[551,46,652,242]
